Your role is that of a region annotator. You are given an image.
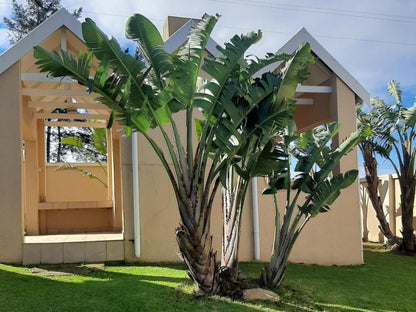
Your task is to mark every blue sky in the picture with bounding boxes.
[1,0,415,176]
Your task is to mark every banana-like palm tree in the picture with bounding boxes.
[259,122,367,289]
[215,46,314,295]
[370,81,416,253]
[34,13,312,294]
[357,106,401,246]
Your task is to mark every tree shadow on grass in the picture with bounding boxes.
[0,264,272,312]
[2,251,412,312]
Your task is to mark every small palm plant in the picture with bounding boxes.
[259,121,368,289]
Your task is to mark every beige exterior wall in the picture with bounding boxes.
[0,15,364,265]
[0,27,123,244]
[0,63,23,263]
[360,174,416,243]
[35,163,114,235]
[44,164,108,202]
[162,16,200,41]
[124,75,363,265]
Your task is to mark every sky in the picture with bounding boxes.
[0,0,415,176]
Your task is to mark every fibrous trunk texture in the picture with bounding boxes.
[259,238,288,290]
[176,225,219,293]
[400,185,415,252]
[174,174,221,294]
[219,171,250,298]
[398,149,415,253]
[363,154,400,246]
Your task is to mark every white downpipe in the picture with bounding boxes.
[132,132,141,257]
[251,177,260,260]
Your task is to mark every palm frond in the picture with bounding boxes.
[304,170,358,217]
[168,14,219,107]
[34,47,92,86]
[403,103,416,127]
[82,18,146,85]
[195,31,262,114]
[387,80,401,104]
[276,43,314,100]
[125,13,172,88]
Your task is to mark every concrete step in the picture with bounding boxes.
[23,233,124,265]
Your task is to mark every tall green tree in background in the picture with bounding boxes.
[370,81,416,253]
[4,0,82,44]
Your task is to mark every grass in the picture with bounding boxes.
[0,244,415,312]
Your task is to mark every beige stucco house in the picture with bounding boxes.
[0,9,369,266]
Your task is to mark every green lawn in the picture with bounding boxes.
[0,245,414,312]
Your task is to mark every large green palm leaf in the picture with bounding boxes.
[34,48,92,85]
[305,170,358,217]
[125,13,171,89]
[195,31,262,115]
[169,14,219,108]
[82,18,146,84]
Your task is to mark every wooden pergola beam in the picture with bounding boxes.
[44,121,107,128]
[34,113,109,120]
[21,88,98,97]
[28,101,110,111]
[21,73,94,83]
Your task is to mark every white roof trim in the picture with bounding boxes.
[0,8,82,75]
[163,19,220,57]
[256,27,370,105]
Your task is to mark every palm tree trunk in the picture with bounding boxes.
[398,174,415,253]
[259,225,291,290]
[259,193,292,290]
[363,155,400,245]
[176,224,219,293]
[260,254,287,290]
[219,169,250,297]
[175,178,221,294]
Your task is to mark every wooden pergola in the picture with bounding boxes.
[19,27,111,130]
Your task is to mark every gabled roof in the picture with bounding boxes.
[0,11,368,104]
[256,27,370,105]
[0,10,221,74]
[0,8,82,75]
[163,19,220,57]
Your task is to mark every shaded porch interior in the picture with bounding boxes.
[20,27,123,237]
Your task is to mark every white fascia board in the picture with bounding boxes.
[163,20,220,57]
[254,27,370,105]
[296,84,332,93]
[0,8,82,75]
